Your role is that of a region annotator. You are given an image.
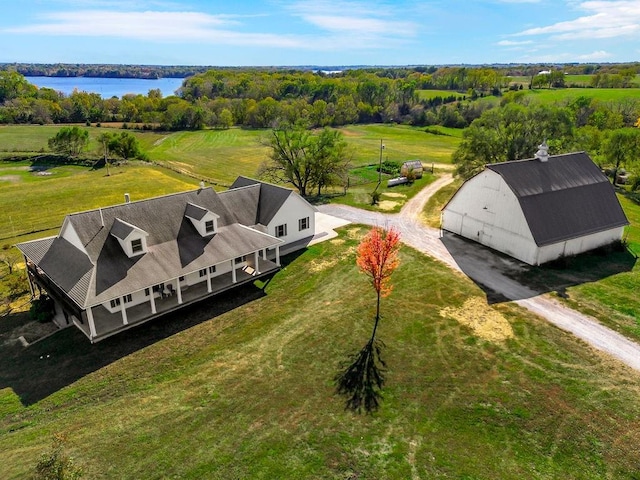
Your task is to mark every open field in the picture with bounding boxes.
[506,75,640,88]
[2,228,640,478]
[0,161,198,245]
[337,124,460,167]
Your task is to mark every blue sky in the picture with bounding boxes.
[2,0,639,66]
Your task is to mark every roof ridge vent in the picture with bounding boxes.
[535,140,549,162]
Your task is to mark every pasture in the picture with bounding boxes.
[2,228,640,478]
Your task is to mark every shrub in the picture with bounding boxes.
[378,160,401,176]
[34,434,83,480]
[30,296,55,323]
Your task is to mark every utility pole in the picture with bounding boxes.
[378,139,385,183]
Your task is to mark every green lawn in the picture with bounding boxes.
[338,124,460,167]
[2,228,640,478]
[513,87,640,104]
[330,172,437,213]
[0,161,198,246]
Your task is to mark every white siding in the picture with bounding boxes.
[267,194,316,245]
[443,170,539,264]
[60,220,86,253]
[536,227,626,265]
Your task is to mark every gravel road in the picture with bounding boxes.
[318,175,640,372]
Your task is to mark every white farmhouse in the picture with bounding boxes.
[17,177,317,342]
[442,145,629,265]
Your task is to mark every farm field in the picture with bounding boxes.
[2,228,640,478]
[0,161,198,246]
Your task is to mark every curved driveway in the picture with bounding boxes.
[317,175,640,372]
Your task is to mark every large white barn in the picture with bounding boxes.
[442,145,629,266]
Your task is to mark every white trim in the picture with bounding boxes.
[86,306,97,338]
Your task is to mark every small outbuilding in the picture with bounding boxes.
[441,144,629,265]
[400,160,424,178]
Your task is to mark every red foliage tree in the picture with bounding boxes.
[356,226,401,343]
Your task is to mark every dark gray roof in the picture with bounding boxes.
[110,218,139,240]
[487,152,629,246]
[229,176,293,225]
[184,202,210,221]
[218,185,261,226]
[17,186,283,308]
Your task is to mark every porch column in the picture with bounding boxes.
[275,245,281,266]
[121,298,128,325]
[86,306,97,338]
[262,249,267,260]
[150,290,157,314]
[254,251,260,274]
[206,268,212,293]
[231,259,237,283]
[176,280,183,305]
[23,255,35,297]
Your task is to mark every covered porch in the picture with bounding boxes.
[76,256,279,342]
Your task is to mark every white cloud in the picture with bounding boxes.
[6,10,301,47]
[496,39,534,46]
[287,0,418,37]
[513,0,640,40]
[577,49,612,60]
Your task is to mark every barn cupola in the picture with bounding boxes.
[535,140,549,162]
[184,202,219,236]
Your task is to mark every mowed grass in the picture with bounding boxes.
[515,88,640,104]
[147,128,270,186]
[2,228,640,478]
[0,161,198,245]
[338,124,460,167]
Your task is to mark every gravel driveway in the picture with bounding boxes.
[318,175,640,372]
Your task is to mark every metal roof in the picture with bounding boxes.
[487,152,629,246]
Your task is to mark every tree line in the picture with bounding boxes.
[452,97,640,187]
[2,66,640,133]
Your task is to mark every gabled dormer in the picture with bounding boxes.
[185,203,219,237]
[110,218,149,257]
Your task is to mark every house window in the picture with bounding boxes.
[275,224,287,238]
[131,238,143,254]
[199,269,207,277]
[123,294,132,303]
[209,265,216,274]
[235,255,246,264]
[110,298,121,308]
[179,276,185,281]
[298,217,309,231]
[144,288,150,296]
[205,220,215,233]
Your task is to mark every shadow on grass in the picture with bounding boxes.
[441,231,637,304]
[0,276,279,406]
[334,339,386,414]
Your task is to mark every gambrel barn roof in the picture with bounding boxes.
[486,152,629,246]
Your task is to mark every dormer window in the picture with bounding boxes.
[185,203,219,237]
[131,238,143,254]
[110,218,149,258]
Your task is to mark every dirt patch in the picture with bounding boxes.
[378,200,399,211]
[440,297,514,342]
[382,192,407,199]
[308,258,338,273]
[345,227,364,239]
[0,175,21,183]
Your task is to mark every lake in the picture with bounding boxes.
[25,76,186,98]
